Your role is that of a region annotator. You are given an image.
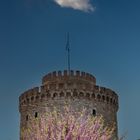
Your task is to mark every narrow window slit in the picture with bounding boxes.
[35,112,38,118]
[26,115,28,121]
[92,109,96,116]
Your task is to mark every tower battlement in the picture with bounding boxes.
[42,70,96,84]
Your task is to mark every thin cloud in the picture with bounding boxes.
[53,0,95,12]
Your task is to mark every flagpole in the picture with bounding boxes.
[68,44,70,73]
[66,32,71,73]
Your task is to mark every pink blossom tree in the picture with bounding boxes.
[21,106,116,140]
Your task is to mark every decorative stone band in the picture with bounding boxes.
[19,85,119,113]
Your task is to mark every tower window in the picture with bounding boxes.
[60,92,64,97]
[36,96,39,100]
[31,96,34,101]
[35,112,38,118]
[92,109,96,116]
[106,96,109,102]
[53,93,57,98]
[92,93,95,98]
[73,91,78,97]
[102,95,105,101]
[41,94,45,99]
[97,94,101,100]
[26,115,28,121]
[27,98,29,103]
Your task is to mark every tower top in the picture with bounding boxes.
[42,70,96,85]
[19,70,118,113]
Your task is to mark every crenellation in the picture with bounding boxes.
[42,70,96,85]
[81,71,85,77]
[58,70,62,77]
[100,87,105,93]
[40,85,45,92]
[76,70,80,76]
[94,85,100,94]
[64,70,68,76]
[52,71,57,77]
[85,73,90,80]
[70,70,74,76]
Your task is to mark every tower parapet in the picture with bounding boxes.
[42,70,96,84]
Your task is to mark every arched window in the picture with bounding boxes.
[110,98,113,104]
[86,93,90,99]
[36,96,39,100]
[41,94,45,99]
[113,100,116,105]
[31,96,34,101]
[53,93,57,98]
[60,92,64,97]
[102,95,105,101]
[97,94,101,100]
[73,91,78,97]
[92,93,95,99]
[79,92,84,97]
[46,93,51,98]
[27,98,29,103]
[92,109,96,116]
[66,92,71,97]
[106,96,109,102]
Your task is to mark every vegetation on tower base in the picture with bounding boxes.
[21,105,120,140]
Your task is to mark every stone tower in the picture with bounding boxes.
[19,70,119,139]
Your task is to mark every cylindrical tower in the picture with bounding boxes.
[19,70,119,139]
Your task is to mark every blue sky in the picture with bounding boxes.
[0,0,140,139]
